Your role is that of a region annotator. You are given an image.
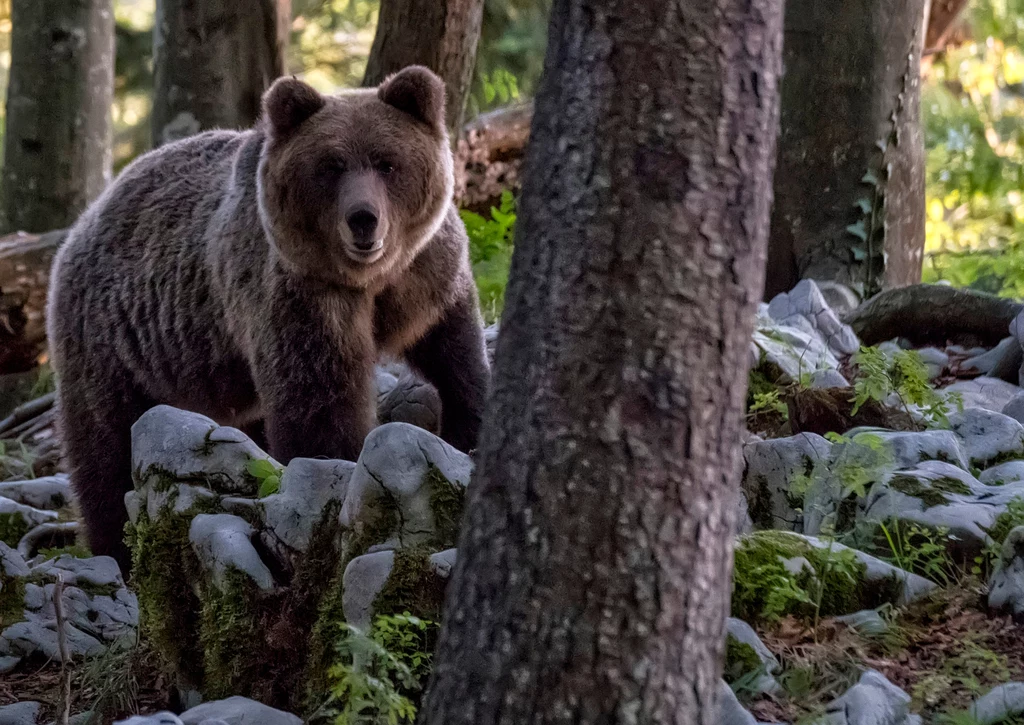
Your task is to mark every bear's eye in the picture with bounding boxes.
[317,157,346,181]
[376,160,394,176]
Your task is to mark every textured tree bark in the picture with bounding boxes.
[765,0,926,301]
[0,0,115,235]
[362,0,485,135]
[419,0,782,721]
[151,0,290,147]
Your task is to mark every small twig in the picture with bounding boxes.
[54,574,71,725]
[0,392,54,437]
[6,407,56,441]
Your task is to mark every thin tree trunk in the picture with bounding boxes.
[765,0,926,300]
[362,0,484,135]
[420,0,782,721]
[0,0,114,235]
[151,0,290,147]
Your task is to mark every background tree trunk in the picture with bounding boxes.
[0,0,115,235]
[765,0,926,301]
[151,0,290,147]
[420,0,782,721]
[362,0,484,135]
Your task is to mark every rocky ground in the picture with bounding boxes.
[5,282,1024,723]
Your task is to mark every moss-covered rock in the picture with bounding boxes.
[888,473,973,509]
[129,408,469,715]
[0,543,27,628]
[0,497,57,547]
[731,531,933,624]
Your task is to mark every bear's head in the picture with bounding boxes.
[257,66,454,289]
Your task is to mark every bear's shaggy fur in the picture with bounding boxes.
[47,66,491,570]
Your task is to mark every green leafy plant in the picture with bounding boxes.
[327,612,437,725]
[460,191,516,322]
[851,346,960,427]
[913,638,1011,711]
[247,458,283,497]
[878,520,960,587]
[480,68,520,105]
[823,431,893,499]
[810,542,862,632]
[975,496,1024,576]
[749,389,789,420]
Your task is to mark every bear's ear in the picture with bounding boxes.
[264,77,326,136]
[378,66,446,132]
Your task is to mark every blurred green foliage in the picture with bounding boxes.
[923,0,1024,296]
[461,190,517,322]
[100,0,549,169]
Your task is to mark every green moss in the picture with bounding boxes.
[371,547,447,623]
[932,477,973,496]
[0,512,29,547]
[37,544,92,560]
[889,475,952,509]
[126,495,218,688]
[747,367,778,409]
[68,578,120,598]
[193,426,219,456]
[732,531,886,624]
[724,637,763,684]
[133,463,248,497]
[0,569,25,628]
[426,465,466,549]
[343,491,400,562]
[979,448,1024,470]
[305,556,348,712]
[199,568,263,700]
[988,498,1024,546]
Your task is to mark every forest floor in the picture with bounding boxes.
[744,584,1024,723]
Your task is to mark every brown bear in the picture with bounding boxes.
[46,66,491,571]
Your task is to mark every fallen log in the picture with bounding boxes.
[843,284,1023,348]
[454,101,533,215]
[0,229,67,373]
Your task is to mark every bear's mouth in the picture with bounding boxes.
[345,239,385,264]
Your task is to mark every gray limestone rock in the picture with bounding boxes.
[0,475,71,510]
[189,514,274,592]
[178,696,303,725]
[949,408,1024,468]
[342,548,456,630]
[988,526,1024,617]
[968,682,1024,724]
[131,405,274,496]
[340,423,472,552]
[260,457,354,554]
[821,670,916,725]
[0,702,41,725]
[944,377,1023,414]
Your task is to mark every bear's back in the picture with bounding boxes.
[67,130,248,264]
[48,129,259,407]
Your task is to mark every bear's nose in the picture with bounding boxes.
[346,207,379,250]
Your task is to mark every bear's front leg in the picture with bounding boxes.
[255,293,377,463]
[406,289,491,453]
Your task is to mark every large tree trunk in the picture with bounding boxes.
[151,0,290,147]
[0,0,114,235]
[420,0,782,721]
[765,0,926,301]
[362,0,484,135]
